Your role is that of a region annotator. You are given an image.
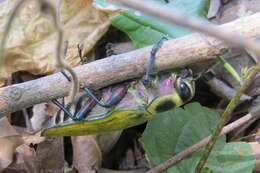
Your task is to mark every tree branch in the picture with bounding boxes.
[114,0,260,56]
[0,12,260,117]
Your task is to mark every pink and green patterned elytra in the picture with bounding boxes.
[42,70,195,136]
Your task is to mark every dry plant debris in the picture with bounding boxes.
[0,0,120,86]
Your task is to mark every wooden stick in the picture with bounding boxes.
[0,12,260,117]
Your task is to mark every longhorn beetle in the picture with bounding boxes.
[42,37,195,136]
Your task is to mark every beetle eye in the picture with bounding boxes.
[175,80,192,103]
[179,82,190,97]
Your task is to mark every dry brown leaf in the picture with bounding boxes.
[15,144,35,173]
[31,102,59,130]
[34,137,65,172]
[0,117,18,136]
[107,42,135,55]
[22,131,45,145]
[3,144,35,173]
[0,117,24,171]
[213,0,260,24]
[0,135,24,172]
[0,0,120,86]
[97,130,123,155]
[72,135,102,173]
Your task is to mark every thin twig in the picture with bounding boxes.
[204,73,252,102]
[231,133,257,142]
[231,116,258,140]
[114,0,260,59]
[38,0,79,103]
[195,63,260,172]
[146,109,260,173]
[22,108,33,131]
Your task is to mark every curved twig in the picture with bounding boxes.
[39,0,79,103]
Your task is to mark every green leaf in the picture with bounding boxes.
[140,103,255,173]
[206,142,255,173]
[110,0,210,48]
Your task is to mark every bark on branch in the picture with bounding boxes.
[0,12,260,117]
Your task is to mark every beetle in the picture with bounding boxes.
[42,37,195,136]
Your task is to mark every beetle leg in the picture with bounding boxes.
[142,36,168,85]
[60,69,71,82]
[51,99,78,120]
[52,96,99,121]
[77,42,128,109]
[55,44,128,120]
[81,85,128,108]
[53,85,128,121]
[74,95,98,120]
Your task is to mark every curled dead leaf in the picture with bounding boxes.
[34,137,65,172]
[22,131,45,146]
[0,117,23,171]
[0,117,18,136]
[0,135,24,171]
[97,130,123,155]
[4,144,35,173]
[72,135,102,173]
[31,102,59,130]
[0,0,121,86]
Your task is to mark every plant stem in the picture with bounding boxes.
[194,63,260,172]
[218,56,241,82]
[146,108,260,173]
